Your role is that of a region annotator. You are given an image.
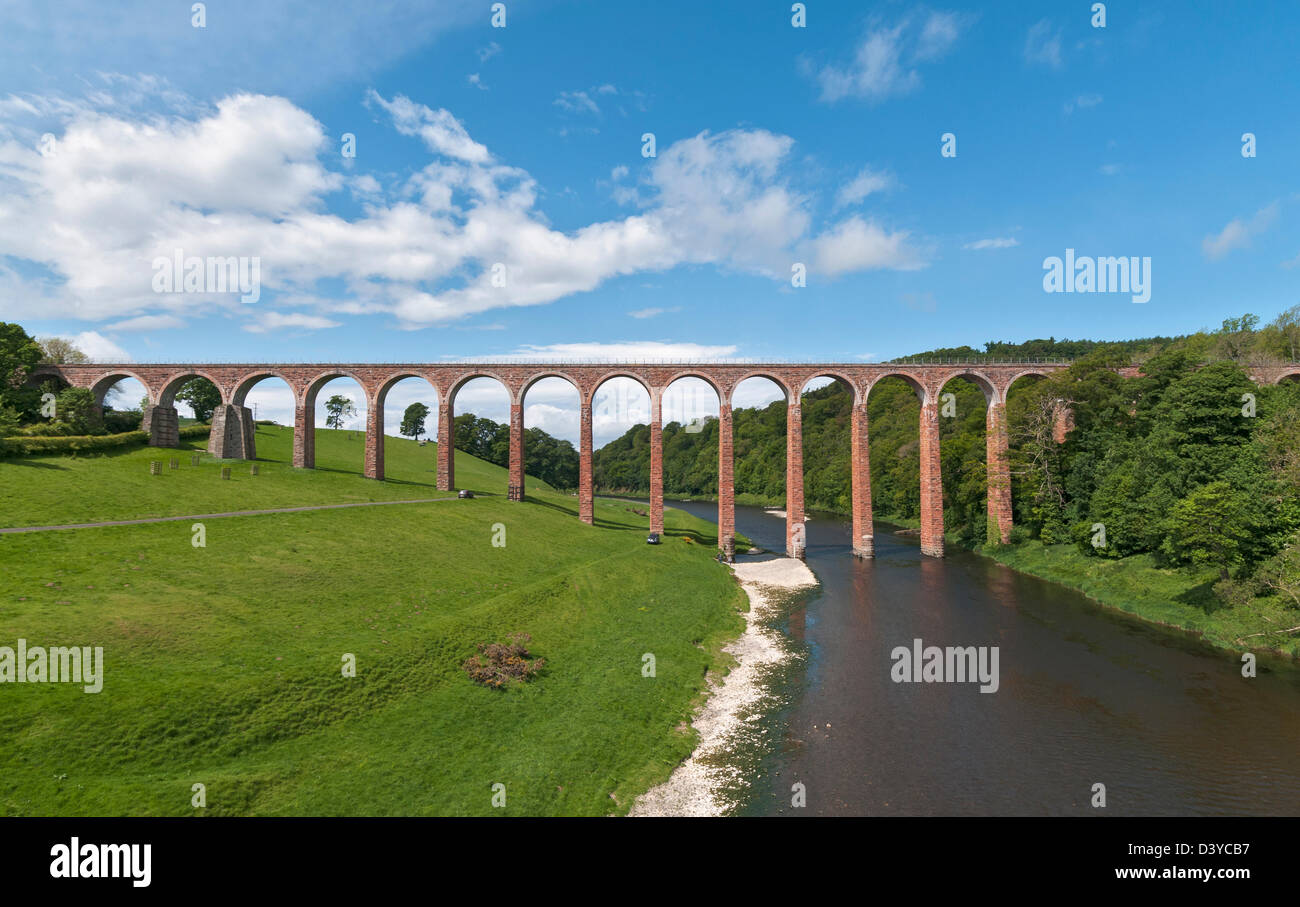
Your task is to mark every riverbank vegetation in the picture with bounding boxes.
[592,310,1300,656]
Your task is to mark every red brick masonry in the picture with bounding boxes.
[37,362,1299,560]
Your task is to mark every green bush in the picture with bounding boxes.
[1,430,149,457]
[179,424,211,439]
[103,409,143,433]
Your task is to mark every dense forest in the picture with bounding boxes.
[593,310,1300,609]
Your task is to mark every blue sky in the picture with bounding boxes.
[0,0,1295,443]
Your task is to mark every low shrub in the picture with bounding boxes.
[1,430,149,457]
[102,410,143,433]
[462,633,545,689]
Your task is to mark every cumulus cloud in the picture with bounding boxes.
[805,217,924,276]
[66,331,131,361]
[1202,203,1279,260]
[813,11,965,103]
[0,84,923,334]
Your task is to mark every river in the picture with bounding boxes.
[659,499,1300,816]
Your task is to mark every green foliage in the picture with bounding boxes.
[0,423,209,459]
[453,412,578,490]
[1161,481,1262,579]
[102,408,143,433]
[37,337,88,364]
[0,322,45,418]
[324,394,357,430]
[1,430,150,457]
[54,387,96,434]
[176,377,221,422]
[400,402,430,440]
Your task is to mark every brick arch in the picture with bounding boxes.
[373,371,441,409]
[232,371,300,406]
[520,371,582,404]
[1004,369,1053,401]
[446,371,513,407]
[157,369,229,408]
[727,371,791,406]
[1276,369,1300,385]
[865,372,927,404]
[90,370,156,405]
[305,369,372,408]
[798,371,862,406]
[936,370,997,405]
[660,370,725,401]
[588,371,653,406]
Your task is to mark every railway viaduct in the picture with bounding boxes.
[31,360,1300,561]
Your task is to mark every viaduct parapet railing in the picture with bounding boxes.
[31,361,1300,561]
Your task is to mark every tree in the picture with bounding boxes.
[324,394,357,429]
[1212,313,1260,362]
[176,377,221,423]
[38,337,89,364]
[1267,304,1300,362]
[54,387,96,434]
[1161,481,1258,580]
[0,406,19,441]
[400,402,430,441]
[0,322,44,415]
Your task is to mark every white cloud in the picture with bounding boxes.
[805,216,924,276]
[836,166,894,208]
[243,312,342,333]
[1202,203,1279,260]
[1025,20,1063,68]
[366,90,491,163]
[0,1,483,99]
[963,237,1019,250]
[555,91,600,115]
[0,86,923,334]
[814,12,965,103]
[66,330,131,362]
[628,306,681,319]
[915,12,962,61]
[104,314,185,331]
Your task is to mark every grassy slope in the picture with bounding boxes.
[984,541,1300,659]
[1,425,512,527]
[0,426,747,815]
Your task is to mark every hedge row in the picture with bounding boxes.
[1,425,210,457]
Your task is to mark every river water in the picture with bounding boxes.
[661,499,1300,816]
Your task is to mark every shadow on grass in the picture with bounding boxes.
[1175,579,1227,614]
[526,496,579,519]
[2,458,70,470]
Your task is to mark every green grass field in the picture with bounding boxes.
[0,426,748,815]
